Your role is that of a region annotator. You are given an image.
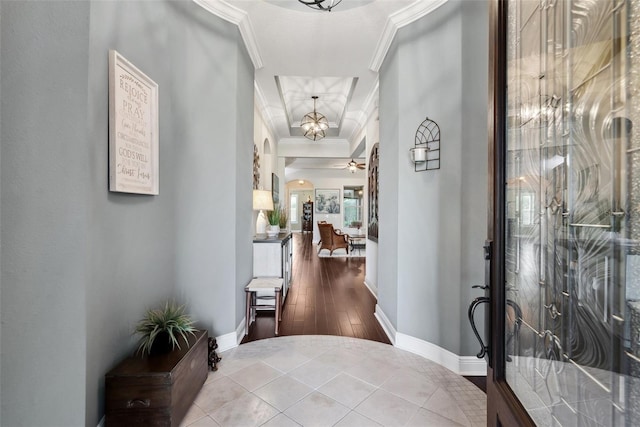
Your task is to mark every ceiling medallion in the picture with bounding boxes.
[300,96,329,141]
[298,0,342,12]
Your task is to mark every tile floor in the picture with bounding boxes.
[181,335,486,427]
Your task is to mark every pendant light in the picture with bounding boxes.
[300,96,329,141]
[298,0,342,12]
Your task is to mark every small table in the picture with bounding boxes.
[245,277,284,336]
[348,234,366,255]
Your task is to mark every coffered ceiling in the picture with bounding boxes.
[194,0,448,174]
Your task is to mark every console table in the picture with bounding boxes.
[105,330,208,426]
[253,232,292,301]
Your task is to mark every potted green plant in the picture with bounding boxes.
[266,208,280,237]
[278,205,289,230]
[134,301,197,355]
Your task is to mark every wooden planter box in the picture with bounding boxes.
[105,330,208,426]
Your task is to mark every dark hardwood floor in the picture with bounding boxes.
[242,232,390,345]
[242,232,486,394]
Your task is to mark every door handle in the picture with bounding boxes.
[468,296,490,359]
[467,240,493,360]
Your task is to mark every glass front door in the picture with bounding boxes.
[489,0,640,425]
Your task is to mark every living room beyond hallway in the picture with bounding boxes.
[243,232,389,344]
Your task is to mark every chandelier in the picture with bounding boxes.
[298,0,342,12]
[300,96,329,141]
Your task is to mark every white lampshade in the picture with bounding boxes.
[253,190,274,235]
[253,190,274,211]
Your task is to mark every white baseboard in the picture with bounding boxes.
[373,306,486,376]
[396,333,487,376]
[235,317,246,345]
[364,278,378,298]
[215,321,243,353]
[374,304,396,345]
[458,356,488,376]
[97,416,105,427]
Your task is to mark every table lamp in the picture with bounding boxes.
[253,189,274,236]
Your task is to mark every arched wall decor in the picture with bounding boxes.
[253,144,260,189]
[368,143,379,242]
[411,117,440,172]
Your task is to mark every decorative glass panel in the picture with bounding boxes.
[504,0,639,425]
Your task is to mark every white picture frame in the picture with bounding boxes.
[109,50,159,195]
[315,189,341,214]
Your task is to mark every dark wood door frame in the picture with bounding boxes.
[486,0,535,425]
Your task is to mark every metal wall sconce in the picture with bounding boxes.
[410,117,440,172]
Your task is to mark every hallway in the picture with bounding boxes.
[243,232,389,344]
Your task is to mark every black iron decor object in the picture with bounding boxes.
[298,0,342,12]
[208,337,221,371]
[410,117,440,172]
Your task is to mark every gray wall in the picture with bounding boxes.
[1,1,253,425]
[0,3,3,424]
[378,40,401,329]
[1,2,90,425]
[378,0,488,355]
[234,37,255,330]
[459,0,489,355]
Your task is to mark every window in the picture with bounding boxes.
[343,186,363,228]
[290,194,298,224]
[520,192,534,226]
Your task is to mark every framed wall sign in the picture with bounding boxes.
[315,189,340,214]
[109,50,159,195]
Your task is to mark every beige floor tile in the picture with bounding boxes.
[227,361,283,392]
[423,387,472,427]
[185,416,221,427]
[288,358,341,389]
[284,391,350,427]
[209,393,278,427]
[180,403,207,426]
[194,376,248,414]
[333,411,383,427]
[262,350,312,373]
[343,361,398,387]
[354,389,420,426]
[260,413,302,427]
[313,348,361,371]
[254,375,313,411]
[317,373,376,409]
[380,370,439,406]
[407,408,466,427]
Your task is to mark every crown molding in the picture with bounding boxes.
[193,0,264,69]
[254,81,279,140]
[369,0,449,72]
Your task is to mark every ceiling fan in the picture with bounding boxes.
[346,159,366,173]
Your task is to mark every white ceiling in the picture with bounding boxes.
[194,0,448,175]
